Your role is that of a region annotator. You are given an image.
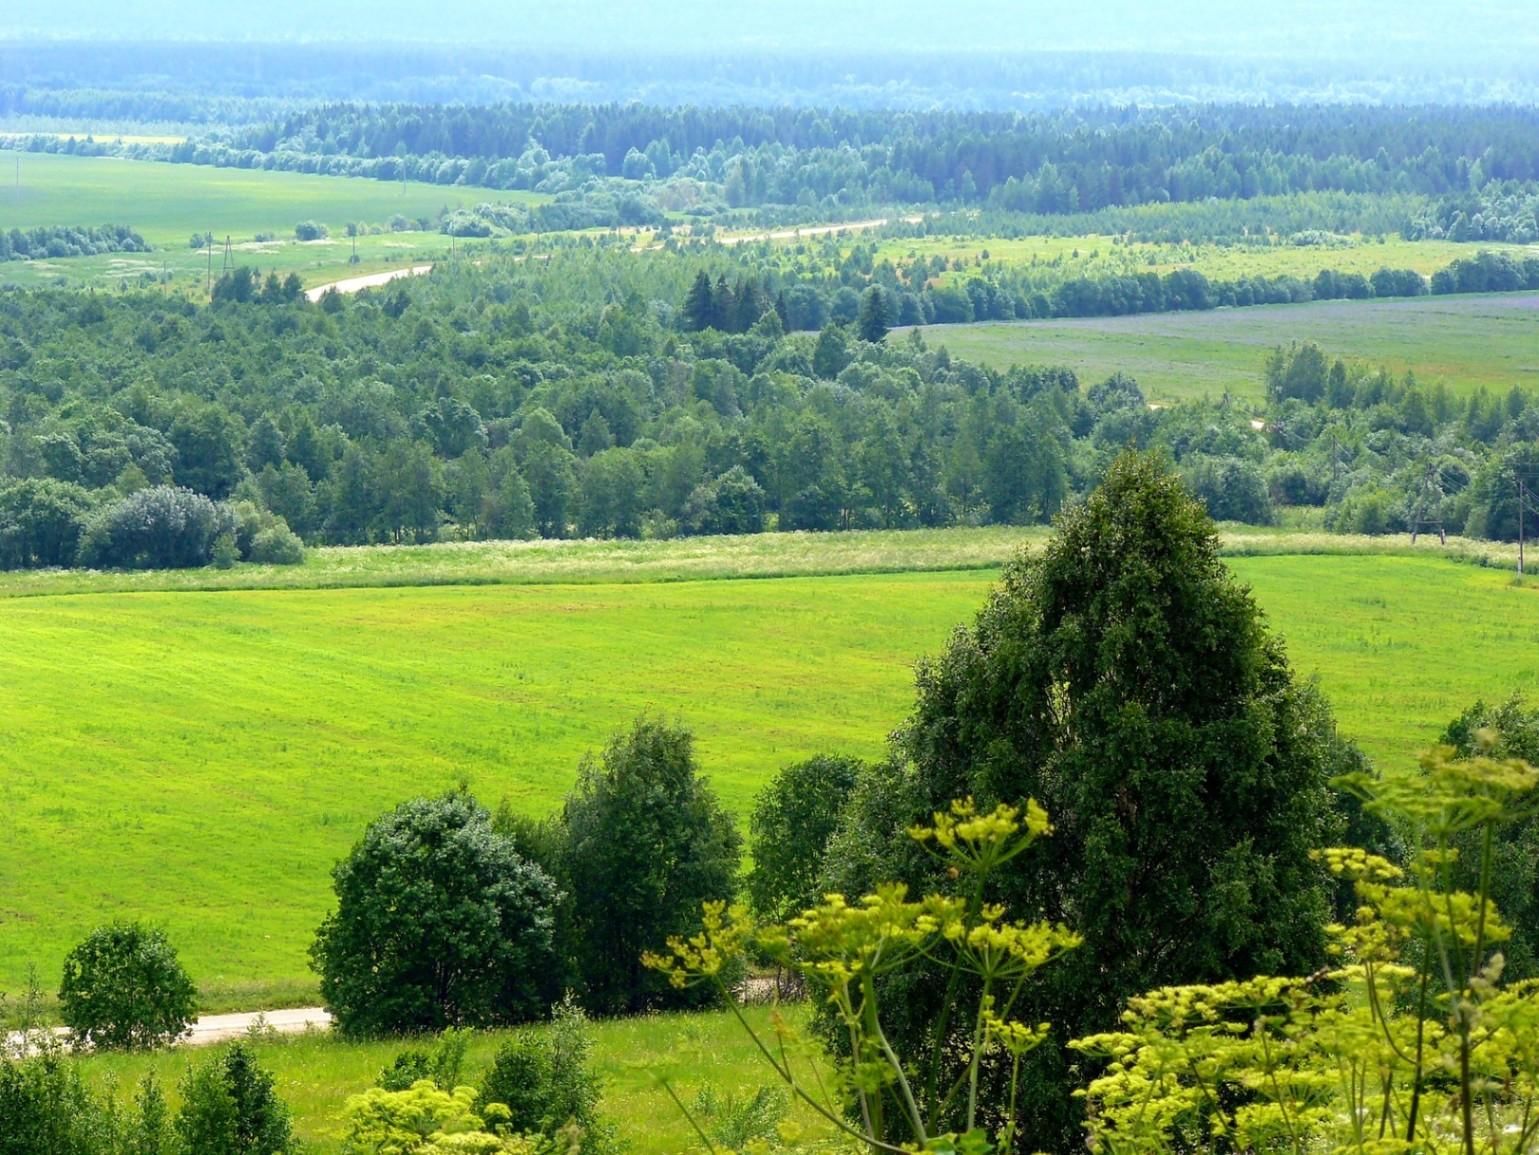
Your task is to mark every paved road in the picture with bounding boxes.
[5,1006,332,1055]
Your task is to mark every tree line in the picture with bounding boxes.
[4,244,1539,570]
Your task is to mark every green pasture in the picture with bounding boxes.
[915,291,1539,402]
[0,151,544,290]
[74,1005,830,1155]
[4,545,1539,1009]
[871,232,1534,284]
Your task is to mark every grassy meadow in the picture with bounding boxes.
[915,291,1539,402]
[869,232,1536,285]
[4,536,1539,1009]
[71,1005,831,1155]
[0,151,546,290]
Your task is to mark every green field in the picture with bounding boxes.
[4,544,1539,1009]
[868,232,1535,285]
[915,291,1539,402]
[0,151,546,290]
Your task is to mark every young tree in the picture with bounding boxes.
[58,922,197,1050]
[825,451,1353,1150]
[310,792,560,1036]
[746,754,863,924]
[176,1043,294,1155]
[561,718,741,1015]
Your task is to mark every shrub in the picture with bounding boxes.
[75,486,231,570]
[477,998,607,1147]
[176,1043,293,1154]
[378,1027,472,1092]
[310,792,561,1036]
[294,220,329,241]
[247,524,305,565]
[58,922,197,1050]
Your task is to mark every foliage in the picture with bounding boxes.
[821,452,1352,1149]
[561,717,742,1015]
[75,486,233,570]
[1440,696,1539,979]
[1073,741,1539,1155]
[379,1028,473,1092]
[476,998,611,1151]
[341,1079,578,1155]
[175,1042,294,1155]
[647,798,1081,1153]
[310,791,561,1036]
[58,922,197,1050]
[746,754,864,924]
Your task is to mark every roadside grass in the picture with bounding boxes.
[913,291,1539,402]
[0,151,547,289]
[72,1004,828,1155]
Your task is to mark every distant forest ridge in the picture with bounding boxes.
[2,38,1539,112]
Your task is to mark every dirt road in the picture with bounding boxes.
[305,264,432,301]
[5,1006,332,1056]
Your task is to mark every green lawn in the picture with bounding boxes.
[915,291,1539,402]
[0,151,545,290]
[4,546,1538,1009]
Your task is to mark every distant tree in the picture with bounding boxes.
[58,922,197,1050]
[0,478,94,569]
[561,718,741,1015]
[293,221,329,242]
[310,792,561,1036]
[682,270,714,332]
[746,754,863,923]
[856,286,890,343]
[811,324,852,380]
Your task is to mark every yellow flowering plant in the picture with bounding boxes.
[1071,743,1539,1155]
[645,799,1080,1154]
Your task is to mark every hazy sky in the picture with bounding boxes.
[6,0,1538,58]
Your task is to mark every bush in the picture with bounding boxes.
[294,220,329,241]
[477,998,607,1147]
[378,1027,471,1092]
[247,524,305,565]
[58,922,197,1050]
[310,792,561,1036]
[75,486,231,570]
[176,1043,294,1154]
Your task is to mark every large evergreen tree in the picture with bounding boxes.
[823,451,1352,1150]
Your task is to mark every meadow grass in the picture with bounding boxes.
[0,151,545,289]
[870,232,1536,284]
[71,1004,829,1155]
[0,523,1517,600]
[4,535,1539,1010]
[913,291,1539,402]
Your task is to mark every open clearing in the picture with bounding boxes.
[3,546,1538,1008]
[0,151,546,289]
[915,291,1539,402]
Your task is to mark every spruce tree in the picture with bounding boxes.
[823,451,1353,1150]
[682,270,714,332]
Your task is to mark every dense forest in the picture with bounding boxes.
[1,243,1535,571]
[12,101,1539,242]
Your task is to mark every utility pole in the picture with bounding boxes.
[206,233,213,297]
[1521,475,1527,577]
